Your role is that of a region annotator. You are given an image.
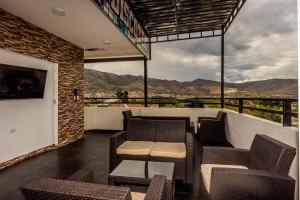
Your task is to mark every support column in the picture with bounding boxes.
[221,28,225,108]
[144,57,148,107]
[283,100,292,127]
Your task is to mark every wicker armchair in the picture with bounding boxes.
[200,134,296,200]
[110,118,194,184]
[197,111,227,145]
[20,169,167,200]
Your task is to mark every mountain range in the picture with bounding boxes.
[84,69,297,98]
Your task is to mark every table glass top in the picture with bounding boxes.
[109,160,174,181]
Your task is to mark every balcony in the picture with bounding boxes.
[0,0,298,200]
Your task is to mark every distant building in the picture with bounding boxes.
[209,86,237,94]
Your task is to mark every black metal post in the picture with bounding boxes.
[283,100,292,126]
[144,57,148,107]
[221,28,225,108]
[238,99,243,113]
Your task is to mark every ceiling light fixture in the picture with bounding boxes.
[103,40,112,45]
[52,8,66,16]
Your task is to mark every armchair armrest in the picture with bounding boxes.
[202,146,249,166]
[210,168,295,200]
[198,117,216,122]
[110,131,127,172]
[111,131,127,148]
[65,169,94,183]
[20,178,132,200]
[144,175,166,200]
[186,132,194,184]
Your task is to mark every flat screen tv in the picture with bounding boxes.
[0,64,47,99]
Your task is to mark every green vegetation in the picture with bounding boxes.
[115,90,129,103]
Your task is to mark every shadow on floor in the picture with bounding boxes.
[0,133,204,200]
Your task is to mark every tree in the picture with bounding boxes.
[115,89,129,103]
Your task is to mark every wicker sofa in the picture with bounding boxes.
[122,110,194,133]
[197,111,227,145]
[110,118,194,184]
[200,134,296,200]
[20,169,167,200]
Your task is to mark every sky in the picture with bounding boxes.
[85,0,298,83]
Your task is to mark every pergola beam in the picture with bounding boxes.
[221,28,225,108]
[84,56,145,63]
[144,57,148,107]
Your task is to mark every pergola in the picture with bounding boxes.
[86,0,247,107]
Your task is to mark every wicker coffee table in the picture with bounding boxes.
[109,160,175,200]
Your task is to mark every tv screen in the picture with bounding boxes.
[0,64,47,99]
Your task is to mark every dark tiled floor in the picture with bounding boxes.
[0,133,203,200]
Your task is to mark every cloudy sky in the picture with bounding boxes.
[85,0,298,83]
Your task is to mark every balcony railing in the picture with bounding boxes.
[84,97,298,127]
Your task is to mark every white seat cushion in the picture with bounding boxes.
[150,142,186,158]
[117,141,154,155]
[201,164,248,193]
[131,192,146,200]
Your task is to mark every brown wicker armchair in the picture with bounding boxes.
[20,169,167,200]
[197,111,227,145]
[200,134,296,200]
[110,118,194,184]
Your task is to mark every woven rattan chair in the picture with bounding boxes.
[110,118,194,184]
[20,169,167,200]
[197,111,227,145]
[200,134,296,200]
[122,110,194,133]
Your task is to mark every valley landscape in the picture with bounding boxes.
[85,69,297,98]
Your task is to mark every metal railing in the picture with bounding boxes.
[84,97,298,127]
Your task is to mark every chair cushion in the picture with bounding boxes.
[150,142,186,158]
[117,141,154,155]
[201,164,248,193]
[248,134,296,175]
[127,119,156,141]
[131,192,146,200]
[155,120,186,143]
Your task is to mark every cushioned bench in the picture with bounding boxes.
[110,118,193,184]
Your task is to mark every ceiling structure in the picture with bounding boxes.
[0,0,143,59]
[0,0,246,59]
[129,0,246,42]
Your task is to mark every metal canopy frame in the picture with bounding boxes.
[129,0,246,43]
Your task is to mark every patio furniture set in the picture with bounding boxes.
[19,110,296,200]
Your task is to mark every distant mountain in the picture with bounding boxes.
[84,69,297,98]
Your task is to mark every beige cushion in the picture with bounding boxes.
[150,142,186,158]
[131,192,146,200]
[201,164,248,193]
[117,141,154,155]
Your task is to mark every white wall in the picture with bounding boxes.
[0,49,58,163]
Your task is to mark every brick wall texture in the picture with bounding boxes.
[0,9,85,169]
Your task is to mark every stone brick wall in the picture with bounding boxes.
[0,9,85,168]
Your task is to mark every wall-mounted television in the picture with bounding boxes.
[0,64,47,99]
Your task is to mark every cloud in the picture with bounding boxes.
[85,0,297,83]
